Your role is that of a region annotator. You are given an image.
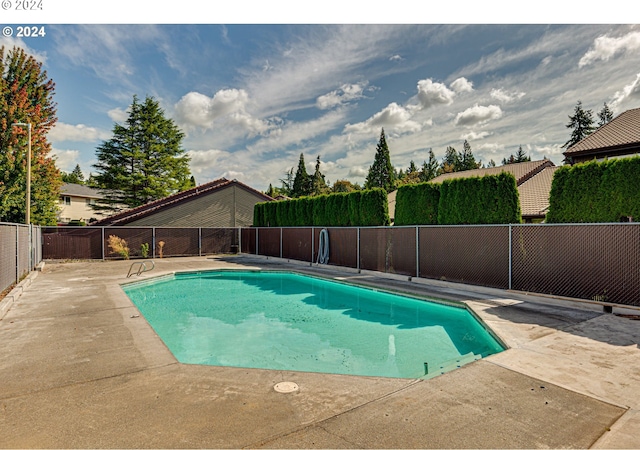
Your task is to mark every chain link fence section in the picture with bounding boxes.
[201,228,239,255]
[360,227,416,276]
[419,225,510,289]
[282,228,313,262]
[1,224,19,294]
[1,223,41,297]
[320,228,358,269]
[42,227,103,259]
[512,223,640,306]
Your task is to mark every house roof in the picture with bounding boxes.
[60,183,104,199]
[429,159,554,186]
[564,107,640,156]
[91,178,273,226]
[517,166,560,218]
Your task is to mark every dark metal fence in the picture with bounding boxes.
[1,222,41,296]
[244,224,640,308]
[41,227,239,260]
[35,223,640,308]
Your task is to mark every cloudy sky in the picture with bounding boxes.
[3,7,640,191]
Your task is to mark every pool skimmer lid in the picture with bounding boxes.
[274,382,299,393]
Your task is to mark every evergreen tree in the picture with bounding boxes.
[459,140,480,171]
[365,128,395,192]
[502,145,531,164]
[563,101,595,149]
[279,167,294,197]
[62,164,85,184]
[291,153,311,197]
[399,160,421,185]
[310,155,329,196]
[0,46,60,225]
[266,183,276,197]
[420,149,439,182]
[439,146,460,174]
[92,95,192,212]
[597,102,614,128]
[486,159,497,168]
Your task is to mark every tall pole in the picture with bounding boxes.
[12,122,32,225]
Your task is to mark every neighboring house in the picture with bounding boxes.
[563,107,640,164]
[91,178,273,227]
[58,183,105,224]
[389,159,556,223]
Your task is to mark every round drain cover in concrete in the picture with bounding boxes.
[274,382,299,393]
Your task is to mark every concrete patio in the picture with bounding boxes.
[0,255,638,448]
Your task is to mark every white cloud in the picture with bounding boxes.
[579,31,640,67]
[108,107,129,123]
[242,25,429,117]
[49,123,109,143]
[316,82,367,110]
[0,36,47,64]
[220,170,245,180]
[343,103,421,134]
[455,104,503,127]
[51,148,80,172]
[348,167,368,178]
[186,149,229,175]
[416,79,455,109]
[175,89,267,134]
[490,88,526,103]
[611,73,640,108]
[450,77,473,93]
[389,55,403,62]
[461,130,491,140]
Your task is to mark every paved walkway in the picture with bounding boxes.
[0,255,638,448]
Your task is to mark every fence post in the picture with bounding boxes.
[255,228,259,255]
[357,227,361,273]
[311,227,314,266]
[101,227,105,260]
[199,227,202,257]
[280,227,283,259]
[508,224,512,290]
[415,226,419,279]
[238,227,242,254]
[151,228,156,258]
[15,225,19,284]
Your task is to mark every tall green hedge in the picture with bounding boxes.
[547,157,640,223]
[394,182,440,225]
[253,188,390,227]
[437,173,521,224]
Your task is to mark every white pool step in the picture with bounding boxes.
[421,352,482,379]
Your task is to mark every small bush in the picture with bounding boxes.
[107,235,129,259]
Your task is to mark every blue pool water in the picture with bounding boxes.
[122,271,504,379]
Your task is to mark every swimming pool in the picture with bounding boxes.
[122,270,504,379]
